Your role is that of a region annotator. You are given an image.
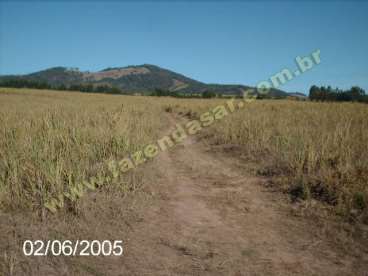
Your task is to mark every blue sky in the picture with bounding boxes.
[0,1,367,93]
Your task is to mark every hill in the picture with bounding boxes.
[0,64,289,97]
[288,92,308,99]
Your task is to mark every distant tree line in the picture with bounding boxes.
[0,79,52,90]
[309,85,368,103]
[0,78,123,94]
[0,79,224,98]
[150,88,219,99]
[254,93,284,100]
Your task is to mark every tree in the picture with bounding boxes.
[56,84,67,90]
[309,85,366,103]
[309,85,320,100]
[150,88,179,97]
[350,86,365,101]
[95,85,110,93]
[109,87,122,94]
[202,90,216,98]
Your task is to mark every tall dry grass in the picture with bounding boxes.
[226,101,368,221]
[0,88,169,214]
[176,100,368,222]
[1,88,367,222]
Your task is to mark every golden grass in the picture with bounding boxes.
[177,100,368,221]
[0,88,170,214]
[1,88,367,222]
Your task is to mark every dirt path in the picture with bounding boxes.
[120,115,366,276]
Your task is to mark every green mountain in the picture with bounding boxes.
[0,64,289,97]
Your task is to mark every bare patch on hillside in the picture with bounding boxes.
[83,67,151,81]
[170,79,189,91]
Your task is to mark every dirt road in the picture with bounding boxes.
[120,116,366,275]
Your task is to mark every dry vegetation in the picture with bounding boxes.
[175,100,368,223]
[1,88,367,221]
[0,88,367,275]
[0,88,172,215]
[0,88,178,275]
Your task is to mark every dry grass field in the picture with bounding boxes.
[0,88,169,214]
[175,100,368,223]
[0,88,367,275]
